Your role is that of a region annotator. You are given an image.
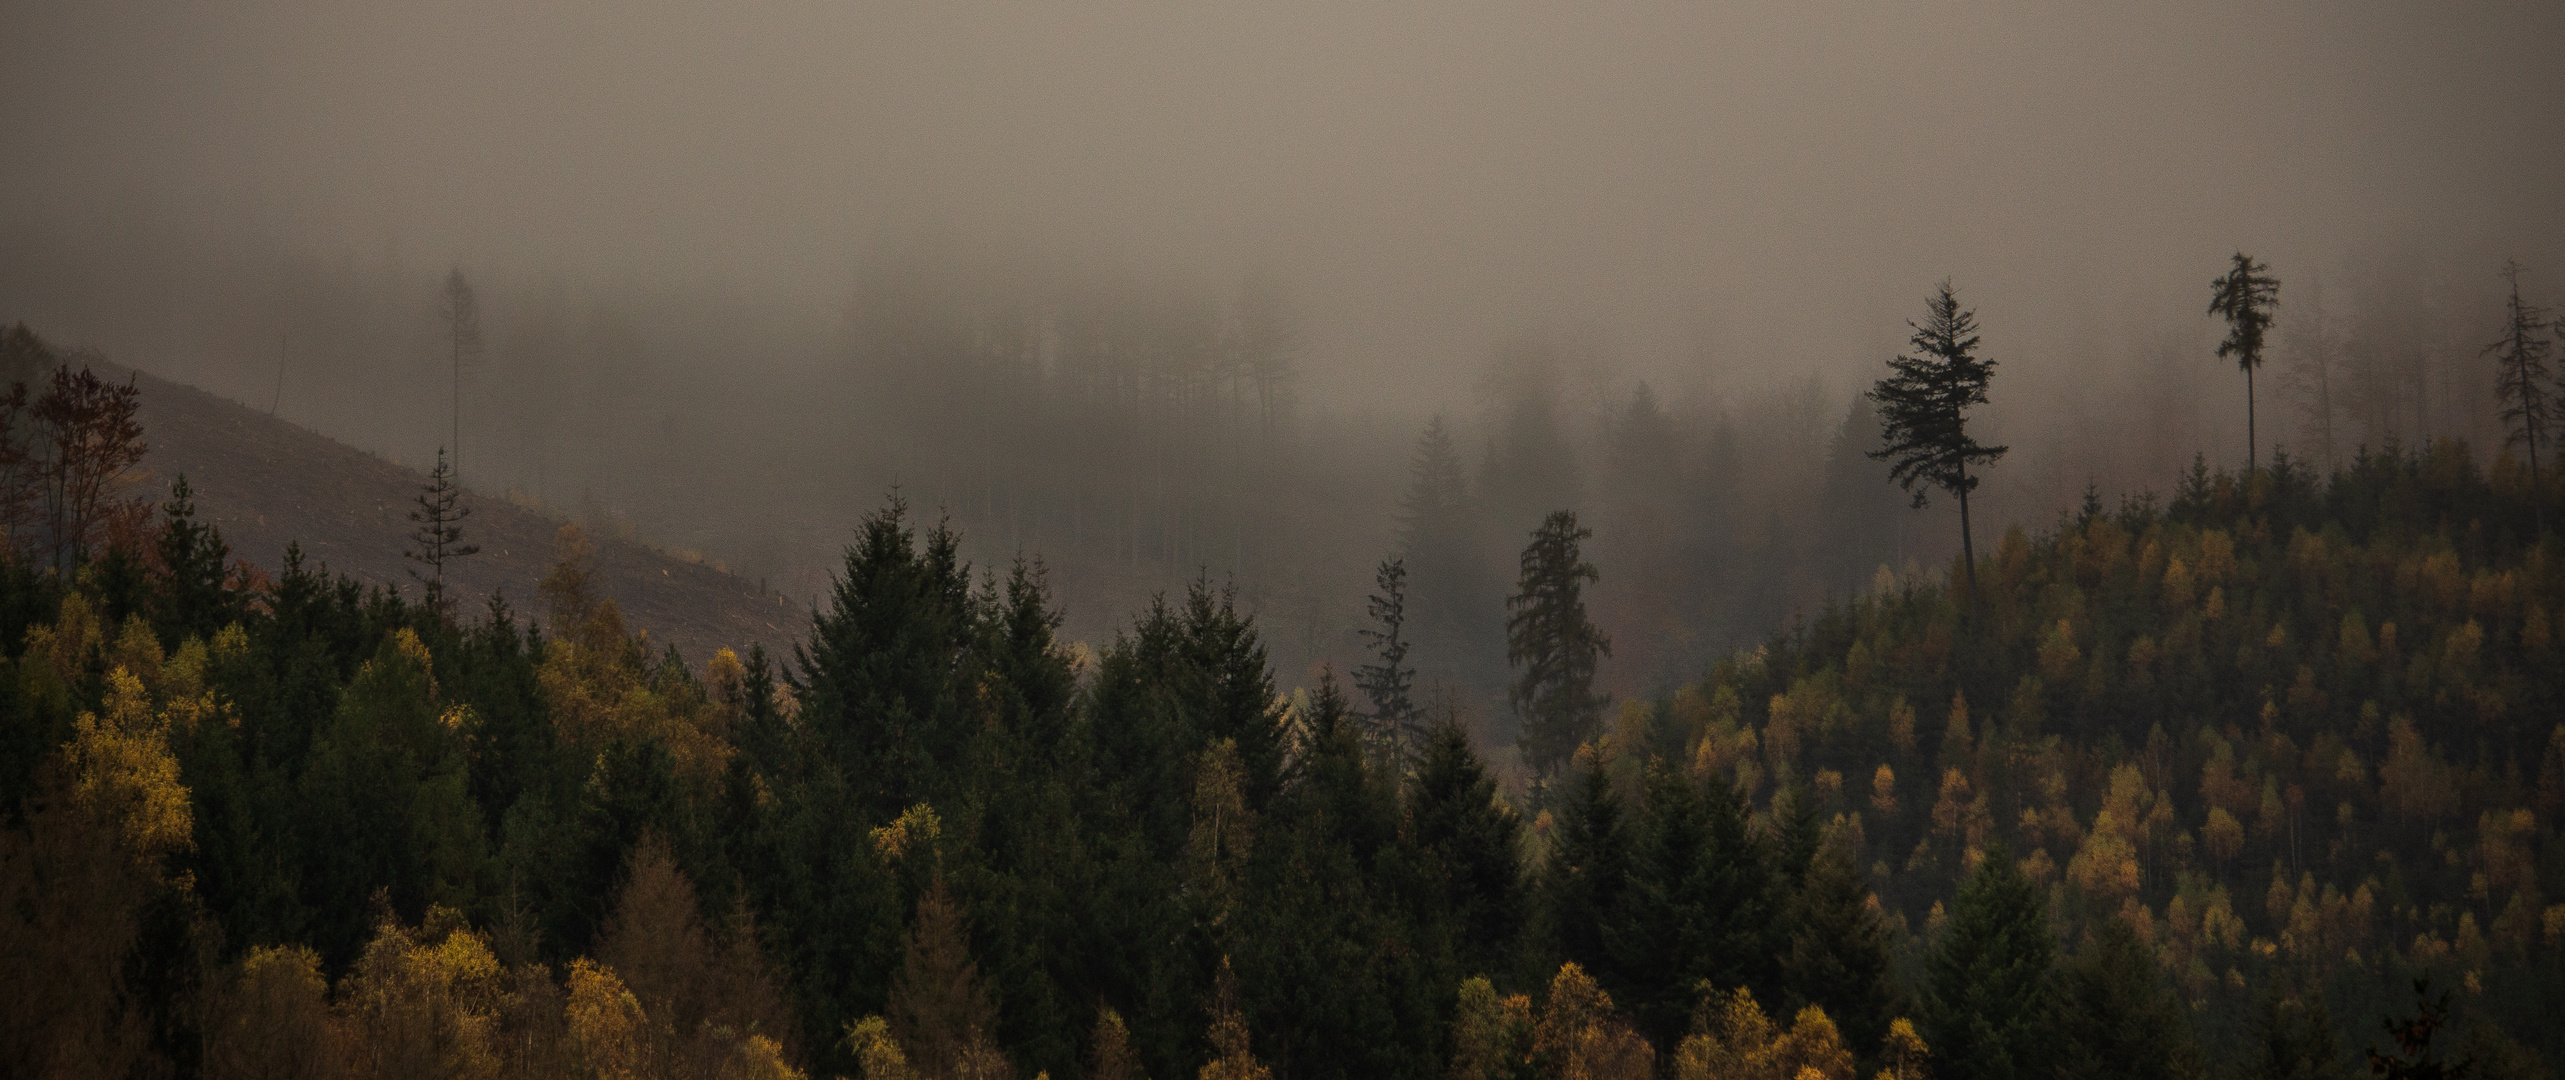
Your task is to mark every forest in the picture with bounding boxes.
[8,2,2563,1077]
[3,254,2564,1080]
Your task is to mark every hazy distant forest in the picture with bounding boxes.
[5,238,2565,1080]
[42,236,2531,699]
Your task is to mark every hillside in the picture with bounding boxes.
[124,365,808,665]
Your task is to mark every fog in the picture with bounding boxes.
[4,0,2562,696]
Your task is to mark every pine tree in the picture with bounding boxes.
[1604,759,1713,1048]
[1354,557,1422,762]
[2051,918,2202,1080]
[2246,985,2346,1080]
[792,495,976,818]
[439,268,482,485]
[1918,843,2055,1080]
[1409,716,1529,988]
[1540,757,1628,981]
[154,475,241,643]
[404,447,481,616]
[1868,282,2007,609]
[2280,274,2345,472]
[1398,414,1489,668]
[1817,395,1901,598]
[2210,253,2283,473]
[1508,511,1610,783]
[2485,259,2555,533]
[1608,759,1774,1049]
[1781,825,1896,1058]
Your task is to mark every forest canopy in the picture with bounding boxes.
[2,299,2563,1079]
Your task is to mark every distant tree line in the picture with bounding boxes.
[3,247,2564,1078]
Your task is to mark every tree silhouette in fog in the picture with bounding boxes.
[1507,510,1608,783]
[1868,281,2005,608]
[2209,252,2281,472]
[2485,259,2554,533]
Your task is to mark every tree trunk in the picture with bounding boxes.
[2246,362,2257,475]
[1956,468,1978,615]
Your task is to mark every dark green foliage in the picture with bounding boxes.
[151,475,242,645]
[792,495,976,820]
[2052,918,2201,1080]
[1538,757,1627,981]
[1919,843,2055,1080]
[1232,675,1442,1080]
[1354,557,1421,761]
[1407,716,1529,990]
[1781,825,1896,1057]
[18,371,2565,1080]
[1507,511,1609,783]
[2248,986,2347,1080]
[1606,759,1773,1049]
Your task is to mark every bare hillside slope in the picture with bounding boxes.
[126,367,808,666]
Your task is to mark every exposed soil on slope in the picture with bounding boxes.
[125,367,809,666]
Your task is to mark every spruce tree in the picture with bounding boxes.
[439,268,482,485]
[154,474,240,643]
[404,447,481,616]
[1539,757,1628,982]
[2052,918,2202,1080]
[1782,825,1896,1058]
[1398,414,1489,668]
[1605,758,1773,1049]
[2485,259,2555,533]
[1507,511,1609,783]
[2246,985,2346,1080]
[1918,843,2055,1080]
[2210,252,2283,473]
[1354,557,1422,762]
[793,496,983,817]
[1408,715,1529,988]
[1868,282,2007,608]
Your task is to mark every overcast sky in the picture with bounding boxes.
[5,0,2561,411]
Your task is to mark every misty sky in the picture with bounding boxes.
[5,0,2562,416]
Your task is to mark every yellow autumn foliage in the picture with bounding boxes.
[63,667,192,861]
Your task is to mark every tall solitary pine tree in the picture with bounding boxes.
[1354,557,1422,762]
[405,447,481,615]
[440,268,482,485]
[1507,511,1609,783]
[1869,282,2007,608]
[2209,252,2282,472]
[2485,259,2555,533]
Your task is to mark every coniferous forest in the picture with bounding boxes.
[5,267,2565,1080]
[5,7,2565,1078]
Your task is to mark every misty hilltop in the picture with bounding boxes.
[4,2,2565,1078]
[123,358,808,665]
